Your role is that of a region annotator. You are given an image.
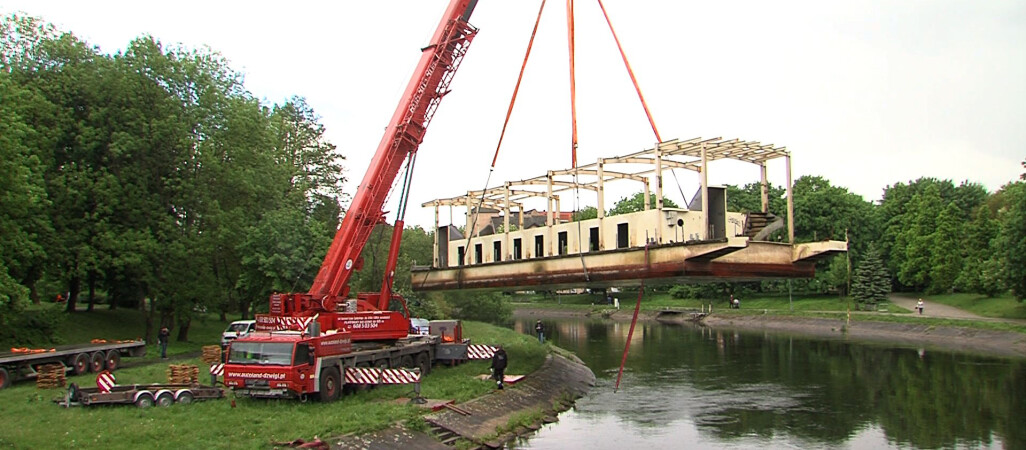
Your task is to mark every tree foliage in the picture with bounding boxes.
[995,182,1026,300]
[850,243,890,308]
[0,15,346,341]
[607,192,678,216]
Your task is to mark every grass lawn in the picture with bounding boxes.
[0,308,546,449]
[916,293,1026,320]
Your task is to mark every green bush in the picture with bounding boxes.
[0,305,66,347]
[435,291,512,326]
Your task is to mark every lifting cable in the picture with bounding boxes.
[490,0,547,167]
[596,0,686,214]
[463,0,548,265]
[573,170,591,282]
[565,0,590,281]
[614,277,645,392]
[594,1,663,392]
[567,0,579,168]
[596,0,661,143]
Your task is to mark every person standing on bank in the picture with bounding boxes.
[491,345,508,390]
[158,326,170,359]
[917,299,924,315]
[535,320,545,344]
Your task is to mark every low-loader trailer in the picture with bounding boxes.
[0,340,146,390]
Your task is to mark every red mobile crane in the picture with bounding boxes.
[261,0,479,340]
[223,0,479,401]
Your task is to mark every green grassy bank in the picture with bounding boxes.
[514,291,1026,335]
[915,293,1026,320]
[0,308,546,449]
[512,291,885,313]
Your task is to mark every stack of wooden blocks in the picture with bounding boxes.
[201,345,222,365]
[36,364,66,389]
[166,364,199,384]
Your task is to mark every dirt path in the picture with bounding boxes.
[887,293,985,319]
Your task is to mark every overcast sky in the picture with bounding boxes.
[3,0,1024,229]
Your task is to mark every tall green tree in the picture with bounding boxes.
[0,72,50,309]
[850,243,890,309]
[725,182,786,214]
[791,175,877,255]
[955,205,1003,296]
[895,184,944,290]
[928,202,963,294]
[995,182,1026,301]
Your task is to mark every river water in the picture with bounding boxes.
[512,318,1025,449]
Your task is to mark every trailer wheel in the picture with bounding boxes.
[105,350,121,371]
[319,367,341,402]
[70,353,89,375]
[67,383,80,402]
[156,392,175,407]
[416,352,432,375]
[135,394,155,408]
[89,352,105,373]
[176,391,194,405]
[0,367,11,390]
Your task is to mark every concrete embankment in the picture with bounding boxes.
[425,353,594,446]
[329,353,595,449]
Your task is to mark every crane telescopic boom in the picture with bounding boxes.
[268,0,479,341]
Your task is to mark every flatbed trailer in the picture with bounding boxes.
[0,340,147,389]
[55,382,223,408]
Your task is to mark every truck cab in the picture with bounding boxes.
[223,329,352,401]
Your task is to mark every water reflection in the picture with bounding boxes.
[515,318,1024,449]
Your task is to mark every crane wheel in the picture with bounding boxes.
[400,355,414,369]
[319,367,341,402]
[416,352,431,375]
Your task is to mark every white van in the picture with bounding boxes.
[221,320,256,347]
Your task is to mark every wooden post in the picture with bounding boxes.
[785,154,794,244]
[760,163,769,213]
[503,185,511,261]
[547,171,554,256]
[433,204,440,267]
[654,143,663,243]
[701,144,709,240]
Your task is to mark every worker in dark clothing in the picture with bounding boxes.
[490,345,508,390]
[534,320,545,344]
[158,327,170,359]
